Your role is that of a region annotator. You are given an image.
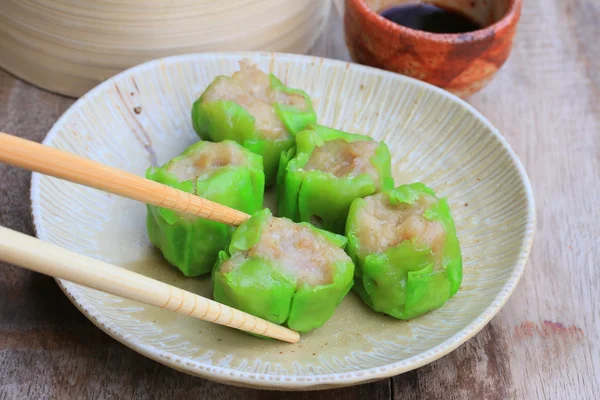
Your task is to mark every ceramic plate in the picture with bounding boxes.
[30,53,535,390]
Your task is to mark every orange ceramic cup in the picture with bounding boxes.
[344,0,522,97]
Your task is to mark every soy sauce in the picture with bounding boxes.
[380,3,482,34]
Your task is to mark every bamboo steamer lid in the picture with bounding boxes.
[0,0,331,97]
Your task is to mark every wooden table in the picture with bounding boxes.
[1,1,598,399]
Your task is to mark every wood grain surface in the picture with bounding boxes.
[1,0,598,398]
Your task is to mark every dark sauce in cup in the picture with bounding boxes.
[380,3,482,34]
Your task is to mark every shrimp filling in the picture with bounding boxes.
[166,141,249,182]
[202,61,308,140]
[356,193,446,257]
[221,217,348,286]
[304,139,382,188]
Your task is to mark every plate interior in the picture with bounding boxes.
[31,53,534,389]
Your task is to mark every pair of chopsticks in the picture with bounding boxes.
[0,132,299,343]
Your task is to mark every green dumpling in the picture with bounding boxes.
[345,183,462,320]
[192,61,316,184]
[276,124,394,234]
[213,209,354,333]
[146,140,264,277]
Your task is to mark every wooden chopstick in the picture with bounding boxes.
[0,133,295,341]
[0,132,250,226]
[0,226,300,343]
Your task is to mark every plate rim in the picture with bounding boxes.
[30,51,536,390]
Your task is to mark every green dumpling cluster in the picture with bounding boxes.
[146,61,463,336]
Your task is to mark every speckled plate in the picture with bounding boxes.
[30,52,535,390]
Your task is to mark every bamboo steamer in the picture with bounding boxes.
[0,0,331,97]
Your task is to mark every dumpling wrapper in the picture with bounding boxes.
[213,209,355,333]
